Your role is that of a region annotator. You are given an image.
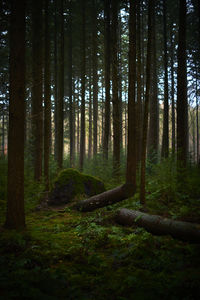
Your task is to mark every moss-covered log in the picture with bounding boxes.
[116,208,200,243]
[75,183,135,212]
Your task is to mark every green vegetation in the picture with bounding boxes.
[0,156,200,299]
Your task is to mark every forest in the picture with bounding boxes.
[0,0,200,299]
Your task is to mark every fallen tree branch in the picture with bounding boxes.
[75,184,135,212]
[116,208,200,243]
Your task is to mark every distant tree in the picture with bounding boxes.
[5,0,26,229]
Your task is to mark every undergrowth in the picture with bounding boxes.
[0,155,200,299]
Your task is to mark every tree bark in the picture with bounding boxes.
[140,0,154,205]
[5,0,26,229]
[76,184,134,212]
[161,0,169,159]
[126,0,136,188]
[111,0,120,176]
[31,0,43,181]
[44,0,51,190]
[79,0,86,171]
[116,208,200,243]
[103,0,111,160]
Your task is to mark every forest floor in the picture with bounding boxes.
[0,192,200,300]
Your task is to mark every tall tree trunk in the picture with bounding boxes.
[161,0,169,159]
[88,51,92,159]
[5,0,26,229]
[170,23,175,156]
[68,2,74,167]
[177,0,188,169]
[44,0,51,189]
[79,0,86,171]
[126,0,137,188]
[31,0,43,181]
[54,0,58,161]
[103,0,111,160]
[140,0,154,205]
[136,0,142,167]
[148,0,159,162]
[56,0,64,169]
[196,69,199,163]
[92,0,98,157]
[111,0,120,176]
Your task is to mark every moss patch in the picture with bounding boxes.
[48,168,105,205]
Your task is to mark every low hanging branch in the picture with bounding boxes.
[116,208,200,243]
[75,184,135,212]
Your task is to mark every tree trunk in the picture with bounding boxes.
[103,0,111,160]
[68,2,74,167]
[88,50,92,159]
[126,0,137,188]
[5,0,26,229]
[116,208,200,243]
[92,0,98,157]
[170,23,175,156]
[111,0,120,176]
[76,184,134,212]
[44,0,51,190]
[56,0,64,169]
[140,0,154,205]
[161,0,169,159]
[31,0,43,181]
[148,1,159,162]
[54,0,58,161]
[79,0,86,171]
[177,0,188,169]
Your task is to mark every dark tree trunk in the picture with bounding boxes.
[177,0,188,168]
[140,0,154,205]
[116,208,200,243]
[79,0,86,171]
[56,0,64,169]
[92,0,98,157]
[136,0,142,167]
[161,0,169,159]
[148,2,159,161]
[170,23,175,155]
[54,0,58,161]
[111,0,120,176]
[76,184,134,212]
[126,0,137,188]
[44,0,51,189]
[103,0,111,160]
[68,2,74,167]
[88,51,92,159]
[31,0,43,181]
[5,0,26,229]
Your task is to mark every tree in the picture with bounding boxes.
[126,0,137,189]
[177,0,188,169]
[111,0,120,176]
[140,0,154,205]
[79,0,86,171]
[31,0,43,181]
[103,0,111,160]
[5,0,26,229]
[44,0,51,189]
[161,0,169,158]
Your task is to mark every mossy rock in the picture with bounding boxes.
[48,168,105,205]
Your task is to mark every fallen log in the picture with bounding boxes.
[75,183,135,212]
[116,208,200,243]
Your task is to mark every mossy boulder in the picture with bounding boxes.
[48,168,105,205]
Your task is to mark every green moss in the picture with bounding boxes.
[53,168,105,198]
